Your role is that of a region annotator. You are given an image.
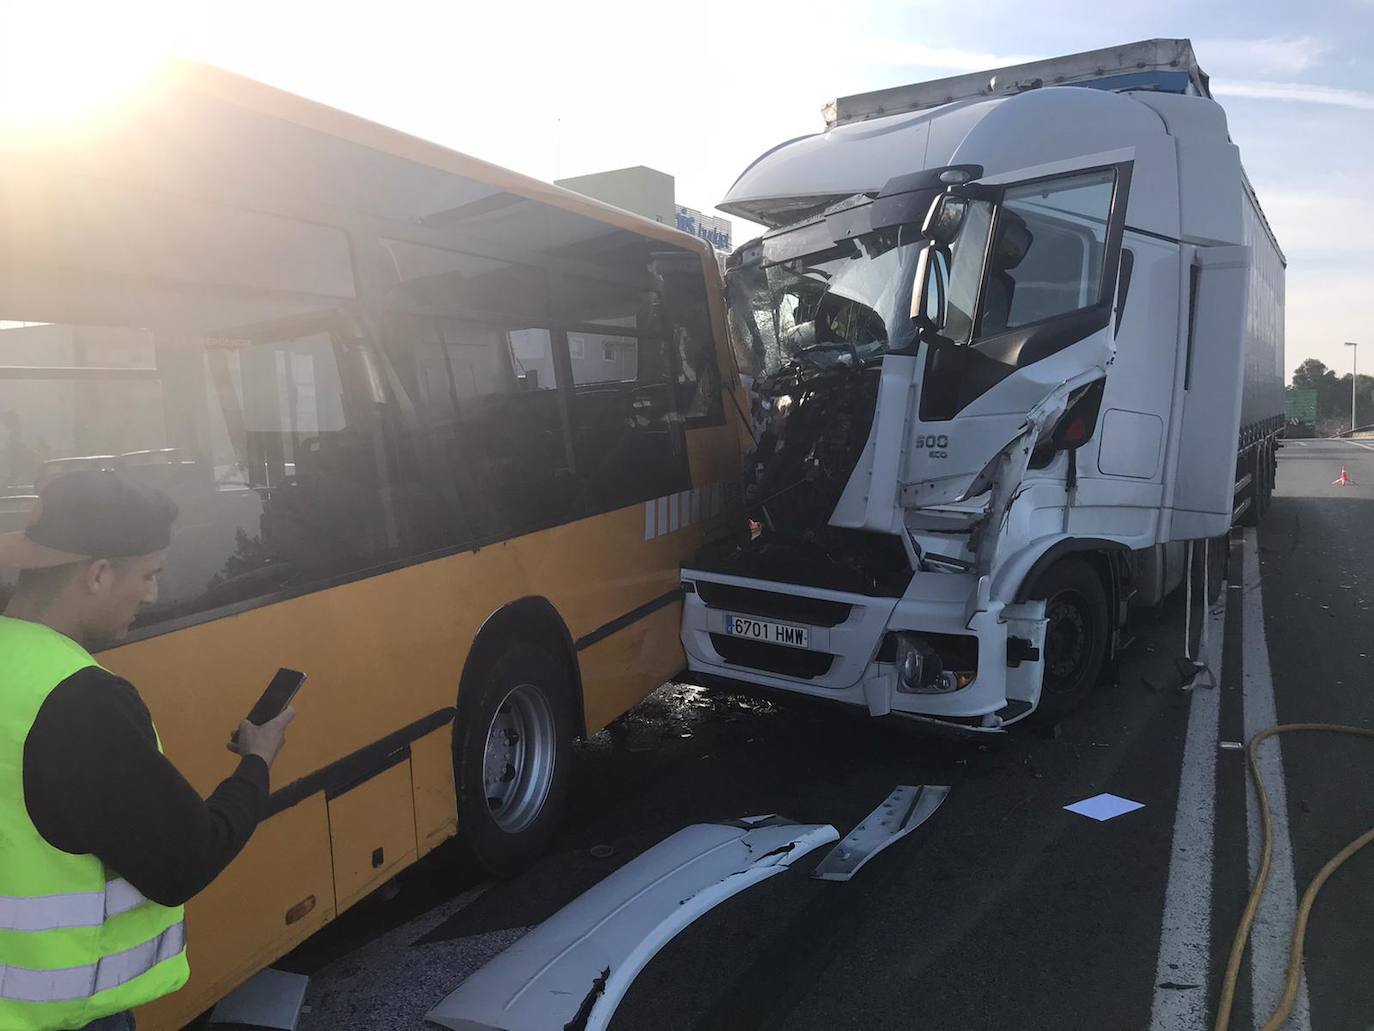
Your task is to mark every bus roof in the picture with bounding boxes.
[22,59,717,263]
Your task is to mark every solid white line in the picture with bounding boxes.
[1150,596,1225,1031]
[1341,438,1374,451]
[1240,528,1312,1029]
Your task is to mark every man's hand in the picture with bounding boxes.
[228,707,295,767]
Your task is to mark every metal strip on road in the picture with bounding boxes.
[811,785,950,881]
[1240,528,1312,1029]
[1149,588,1225,1031]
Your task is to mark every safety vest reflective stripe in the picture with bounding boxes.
[0,920,184,1003]
[0,879,150,932]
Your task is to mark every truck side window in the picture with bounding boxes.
[981,169,1116,335]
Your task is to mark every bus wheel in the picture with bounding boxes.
[454,638,577,877]
[1031,558,1109,722]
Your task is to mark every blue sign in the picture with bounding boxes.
[676,206,732,251]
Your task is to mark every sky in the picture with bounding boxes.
[2,0,1371,380]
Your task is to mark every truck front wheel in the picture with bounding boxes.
[1032,558,1109,722]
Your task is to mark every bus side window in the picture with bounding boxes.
[654,254,724,427]
[556,272,690,517]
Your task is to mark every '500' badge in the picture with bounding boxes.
[915,433,949,458]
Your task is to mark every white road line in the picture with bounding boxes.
[1241,528,1312,1029]
[1342,438,1374,451]
[1150,594,1225,1031]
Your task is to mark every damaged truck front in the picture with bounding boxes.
[682,39,1286,731]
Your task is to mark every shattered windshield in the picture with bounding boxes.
[725,226,923,385]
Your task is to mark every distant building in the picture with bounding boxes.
[554,166,675,227]
[556,166,732,253]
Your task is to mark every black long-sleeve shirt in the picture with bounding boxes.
[22,668,269,907]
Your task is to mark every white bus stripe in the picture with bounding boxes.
[1240,528,1311,1028]
[1149,594,1224,1030]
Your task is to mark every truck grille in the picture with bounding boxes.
[695,582,852,628]
[709,634,835,679]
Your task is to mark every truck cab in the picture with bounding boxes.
[681,39,1285,730]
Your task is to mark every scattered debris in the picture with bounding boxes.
[1219,741,1244,751]
[210,968,310,1030]
[589,845,616,859]
[1063,793,1145,822]
[812,785,951,881]
[426,817,838,1031]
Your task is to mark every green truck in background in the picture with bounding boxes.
[1285,387,1317,437]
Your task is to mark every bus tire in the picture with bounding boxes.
[1030,557,1109,723]
[453,636,578,878]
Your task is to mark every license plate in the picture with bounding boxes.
[725,614,810,649]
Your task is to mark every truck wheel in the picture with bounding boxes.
[1206,533,1228,604]
[1239,449,1262,527]
[454,637,578,877]
[1032,558,1109,721]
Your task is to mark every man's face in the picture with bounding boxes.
[84,551,164,644]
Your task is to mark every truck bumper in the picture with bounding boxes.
[680,568,1048,730]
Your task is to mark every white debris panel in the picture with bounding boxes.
[426,816,838,1031]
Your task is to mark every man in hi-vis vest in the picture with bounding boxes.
[0,471,295,1031]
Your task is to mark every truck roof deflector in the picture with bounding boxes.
[424,815,839,1031]
[812,785,951,881]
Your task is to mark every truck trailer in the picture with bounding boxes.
[681,39,1285,729]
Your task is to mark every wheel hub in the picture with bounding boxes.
[482,683,557,833]
[1045,594,1089,683]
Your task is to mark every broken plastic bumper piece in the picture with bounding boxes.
[425,815,838,1031]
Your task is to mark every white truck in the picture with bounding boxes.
[681,39,1284,730]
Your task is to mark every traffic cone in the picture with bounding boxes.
[1334,466,1354,486]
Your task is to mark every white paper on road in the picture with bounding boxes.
[1063,793,1145,821]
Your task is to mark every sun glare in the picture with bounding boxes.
[0,1,173,136]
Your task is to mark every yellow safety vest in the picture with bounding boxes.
[0,616,189,1030]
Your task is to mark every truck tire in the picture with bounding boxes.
[1031,558,1110,722]
[454,636,578,877]
[1239,448,1262,527]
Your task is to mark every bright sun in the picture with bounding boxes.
[0,0,175,135]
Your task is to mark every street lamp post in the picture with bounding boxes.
[1346,341,1360,434]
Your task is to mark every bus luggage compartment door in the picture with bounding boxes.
[327,755,419,912]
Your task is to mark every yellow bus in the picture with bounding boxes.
[0,61,745,1029]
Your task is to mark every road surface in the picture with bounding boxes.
[214,438,1373,1031]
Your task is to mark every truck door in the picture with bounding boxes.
[898,163,1132,508]
[1166,243,1251,540]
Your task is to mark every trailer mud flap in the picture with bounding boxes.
[425,816,838,1031]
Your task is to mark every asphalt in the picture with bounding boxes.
[201,438,1374,1031]
[1253,438,1374,1031]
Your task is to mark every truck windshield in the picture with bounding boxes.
[725,226,924,384]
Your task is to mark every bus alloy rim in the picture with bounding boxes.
[482,683,557,833]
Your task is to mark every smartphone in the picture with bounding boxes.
[246,668,306,726]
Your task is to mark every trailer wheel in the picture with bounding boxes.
[1239,448,1262,527]
[1031,558,1109,721]
[454,636,578,877]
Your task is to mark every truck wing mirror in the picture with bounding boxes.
[922,195,969,246]
[910,242,948,334]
